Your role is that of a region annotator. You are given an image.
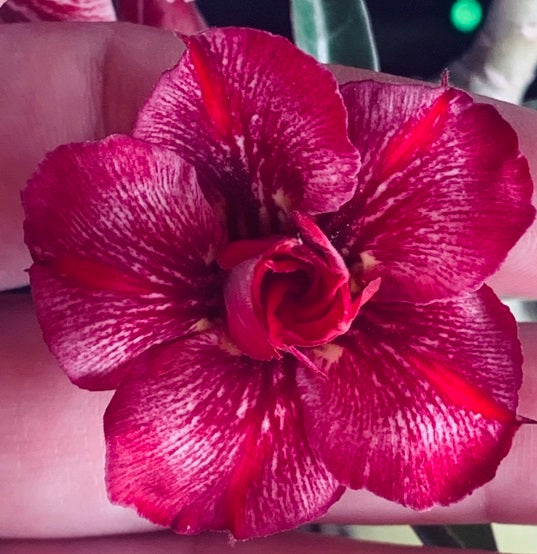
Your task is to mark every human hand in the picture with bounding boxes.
[2,22,537,552]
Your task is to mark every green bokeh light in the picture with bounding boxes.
[450,0,483,33]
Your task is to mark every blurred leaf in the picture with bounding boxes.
[413,524,497,551]
[290,0,379,70]
[523,98,537,110]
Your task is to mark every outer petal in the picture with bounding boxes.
[298,286,523,508]
[0,0,116,21]
[116,0,206,34]
[134,27,360,238]
[22,135,224,390]
[104,331,343,539]
[321,80,534,303]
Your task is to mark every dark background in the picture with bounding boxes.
[197,0,492,79]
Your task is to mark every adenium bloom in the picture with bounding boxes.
[23,28,534,539]
[0,0,206,34]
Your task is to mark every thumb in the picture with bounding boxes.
[0,22,184,290]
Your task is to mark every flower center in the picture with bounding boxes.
[218,213,377,360]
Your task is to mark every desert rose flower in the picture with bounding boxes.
[23,28,534,539]
[0,0,206,33]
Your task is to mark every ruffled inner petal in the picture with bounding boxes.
[298,286,523,508]
[134,27,360,238]
[220,215,364,359]
[321,80,534,303]
[22,135,224,389]
[104,331,343,539]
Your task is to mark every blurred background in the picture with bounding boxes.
[198,0,491,79]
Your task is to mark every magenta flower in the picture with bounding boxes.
[23,28,534,538]
[0,0,116,21]
[0,0,206,34]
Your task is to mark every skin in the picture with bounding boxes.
[1,22,537,552]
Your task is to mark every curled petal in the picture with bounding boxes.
[134,27,360,238]
[220,214,363,359]
[23,135,224,389]
[297,286,523,508]
[116,0,207,34]
[322,80,535,303]
[221,253,278,360]
[0,0,116,21]
[104,331,343,539]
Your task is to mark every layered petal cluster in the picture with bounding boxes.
[0,0,206,33]
[23,28,535,539]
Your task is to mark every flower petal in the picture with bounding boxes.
[321,80,534,303]
[22,135,224,390]
[116,0,207,34]
[104,331,343,539]
[0,0,116,21]
[297,286,523,508]
[134,27,360,238]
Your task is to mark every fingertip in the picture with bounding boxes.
[100,22,185,135]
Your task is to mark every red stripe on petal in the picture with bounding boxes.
[104,332,343,538]
[224,426,273,536]
[185,36,234,142]
[49,255,155,295]
[23,135,224,390]
[297,287,523,508]
[380,88,458,181]
[410,355,515,424]
[134,28,360,235]
[322,80,535,303]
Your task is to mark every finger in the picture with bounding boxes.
[0,530,470,554]
[0,22,184,290]
[1,294,537,538]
